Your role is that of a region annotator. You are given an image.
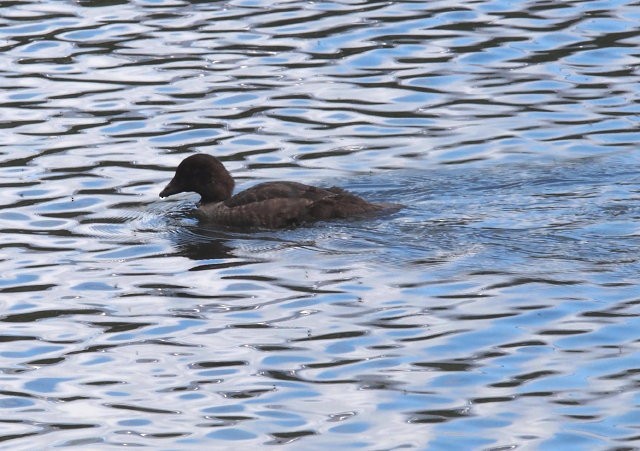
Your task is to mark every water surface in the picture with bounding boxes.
[1,0,640,449]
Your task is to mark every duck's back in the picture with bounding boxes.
[198,181,384,228]
[223,182,336,207]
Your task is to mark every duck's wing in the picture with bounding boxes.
[198,181,390,229]
[224,181,335,208]
[199,197,315,228]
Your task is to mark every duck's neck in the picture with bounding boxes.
[199,172,235,204]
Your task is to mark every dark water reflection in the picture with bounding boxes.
[1,0,640,448]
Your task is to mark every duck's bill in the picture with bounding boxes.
[159,179,181,198]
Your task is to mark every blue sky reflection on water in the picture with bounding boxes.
[0,0,639,448]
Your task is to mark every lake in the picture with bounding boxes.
[1,0,639,449]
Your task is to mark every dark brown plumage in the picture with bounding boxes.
[159,153,394,228]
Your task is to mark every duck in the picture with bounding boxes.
[159,153,395,228]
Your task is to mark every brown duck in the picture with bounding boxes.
[159,153,394,228]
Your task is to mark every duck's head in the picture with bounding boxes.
[159,154,235,203]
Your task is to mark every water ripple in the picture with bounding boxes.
[1,0,639,448]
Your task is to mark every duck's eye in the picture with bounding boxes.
[191,167,209,180]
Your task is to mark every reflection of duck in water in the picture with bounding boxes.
[160,154,397,228]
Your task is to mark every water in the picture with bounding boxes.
[1,0,639,449]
